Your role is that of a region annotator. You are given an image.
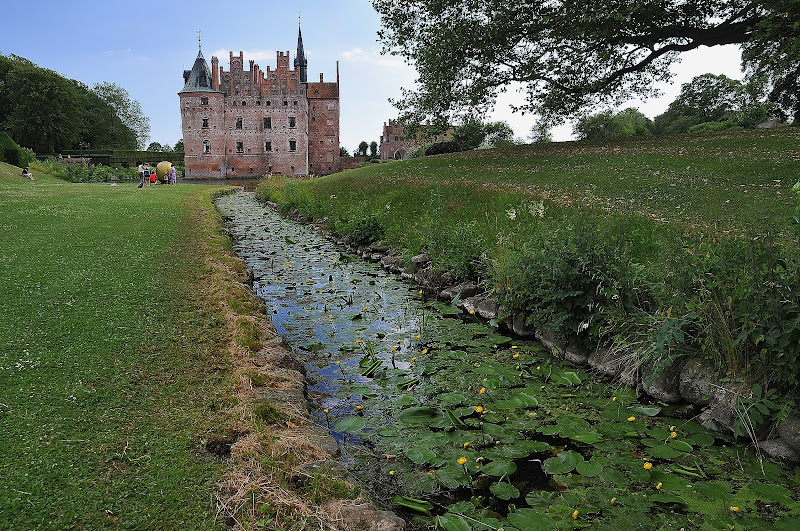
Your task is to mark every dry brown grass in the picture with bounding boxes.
[181,189,368,530]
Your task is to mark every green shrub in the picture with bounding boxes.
[0,132,28,168]
[340,212,385,247]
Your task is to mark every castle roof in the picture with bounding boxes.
[180,50,220,93]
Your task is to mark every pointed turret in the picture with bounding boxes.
[180,49,219,93]
[294,25,308,84]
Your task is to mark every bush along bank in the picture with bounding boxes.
[256,160,800,465]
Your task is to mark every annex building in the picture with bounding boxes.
[179,28,340,178]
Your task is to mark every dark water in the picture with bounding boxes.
[216,191,425,432]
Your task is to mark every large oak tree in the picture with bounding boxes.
[373,0,799,128]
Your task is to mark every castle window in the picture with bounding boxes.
[242,101,246,106]
[203,140,210,154]
[314,89,319,95]
[236,117,242,129]
[288,116,296,129]
[288,139,297,152]
[264,117,271,129]
[266,100,271,106]
[202,118,209,128]
[232,101,237,106]
[311,117,315,123]
[394,136,399,141]
[293,101,298,106]
[236,141,244,153]
[200,97,208,105]
[264,140,272,152]
[283,100,288,106]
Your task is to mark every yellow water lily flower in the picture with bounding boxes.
[478,387,486,394]
[457,457,467,465]
[421,349,428,355]
[730,506,739,512]
[474,406,484,414]
[670,431,678,439]
[610,497,616,505]
[656,482,662,490]
[469,309,476,314]
[463,442,471,448]
[389,470,395,476]
[572,510,579,519]
[628,416,636,422]
[644,462,653,470]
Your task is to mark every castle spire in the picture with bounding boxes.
[294,21,308,84]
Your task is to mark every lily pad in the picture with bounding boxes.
[482,459,517,476]
[406,446,437,465]
[507,509,558,531]
[398,407,439,425]
[575,460,604,477]
[542,450,583,475]
[333,416,366,432]
[648,444,687,459]
[490,481,520,500]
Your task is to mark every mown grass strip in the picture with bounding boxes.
[0,164,241,529]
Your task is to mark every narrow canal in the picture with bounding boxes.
[216,190,800,530]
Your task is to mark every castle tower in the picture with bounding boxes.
[179,46,225,178]
[294,26,308,84]
[179,29,339,178]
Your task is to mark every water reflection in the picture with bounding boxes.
[216,191,425,434]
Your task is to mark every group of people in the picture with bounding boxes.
[21,166,33,180]
[137,163,177,187]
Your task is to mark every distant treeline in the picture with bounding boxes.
[0,53,150,154]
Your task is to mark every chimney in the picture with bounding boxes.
[211,56,219,90]
[320,73,324,82]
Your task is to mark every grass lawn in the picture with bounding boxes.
[0,163,242,528]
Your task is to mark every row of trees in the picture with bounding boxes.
[373,0,800,133]
[573,74,776,141]
[0,53,150,154]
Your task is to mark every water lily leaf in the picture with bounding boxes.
[692,481,732,500]
[747,483,795,502]
[649,444,686,459]
[438,392,468,406]
[395,394,419,406]
[670,440,693,452]
[435,466,471,488]
[494,390,539,410]
[490,481,520,500]
[685,433,715,447]
[482,459,517,476]
[434,513,472,531]
[333,416,366,432]
[649,492,687,506]
[406,446,437,465]
[398,407,439,425]
[542,450,583,475]
[392,495,433,515]
[631,406,662,417]
[447,501,476,515]
[569,431,603,444]
[575,460,604,477]
[516,440,551,453]
[507,509,558,531]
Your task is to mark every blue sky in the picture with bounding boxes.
[1,1,744,151]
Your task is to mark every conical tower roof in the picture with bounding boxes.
[180,50,220,93]
[294,26,308,83]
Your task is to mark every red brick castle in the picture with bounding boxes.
[179,27,340,178]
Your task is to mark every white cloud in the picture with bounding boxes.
[339,47,408,70]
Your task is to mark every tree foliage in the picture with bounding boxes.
[357,141,369,157]
[92,82,150,150]
[574,108,654,141]
[373,0,800,125]
[0,54,142,153]
[653,74,774,133]
[452,117,515,150]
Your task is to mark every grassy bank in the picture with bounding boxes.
[258,129,800,412]
[0,163,266,528]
